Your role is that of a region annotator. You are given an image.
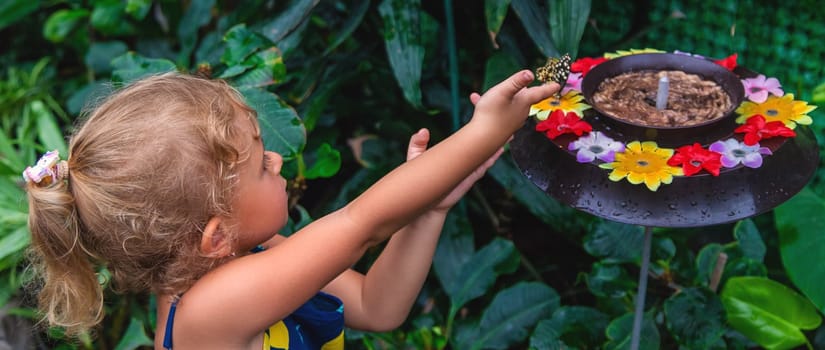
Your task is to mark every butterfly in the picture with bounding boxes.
[536,53,572,88]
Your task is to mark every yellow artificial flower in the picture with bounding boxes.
[529,91,591,120]
[603,48,665,59]
[735,94,816,129]
[599,141,684,191]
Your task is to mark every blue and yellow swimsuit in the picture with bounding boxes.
[162,291,345,349]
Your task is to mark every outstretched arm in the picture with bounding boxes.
[324,129,504,330]
[186,71,558,339]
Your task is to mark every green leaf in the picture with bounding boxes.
[664,287,726,349]
[548,0,591,58]
[378,0,425,109]
[125,0,152,20]
[448,238,520,312]
[510,0,558,58]
[257,0,318,43]
[585,262,635,299]
[487,154,573,227]
[304,143,341,179]
[469,282,559,350]
[32,101,67,156]
[529,306,609,349]
[177,0,216,66]
[230,47,287,88]
[42,9,89,43]
[583,220,644,263]
[85,41,129,74]
[111,52,177,83]
[221,24,273,67]
[90,0,133,35]
[775,187,825,314]
[0,226,28,265]
[280,204,312,237]
[322,0,369,56]
[0,0,40,31]
[113,317,153,350]
[434,208,475,297]
[695,243,724,286]
[484,0,512,46]
[733,219,766,262]
[605,312,660,350]
[239,88,305,161]
[483,52,520,91]
[721,276,821,350]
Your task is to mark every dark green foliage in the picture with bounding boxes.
[1,0,824,349]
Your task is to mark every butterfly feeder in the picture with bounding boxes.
[512,51,819,350]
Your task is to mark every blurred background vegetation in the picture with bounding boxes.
[1,0,824,349]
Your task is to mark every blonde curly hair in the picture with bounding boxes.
[25,72,260,336]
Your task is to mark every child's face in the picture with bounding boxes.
[231,115,289,251]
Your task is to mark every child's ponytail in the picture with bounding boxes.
[25,152,103,336]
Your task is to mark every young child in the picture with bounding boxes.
[23,70,558,349]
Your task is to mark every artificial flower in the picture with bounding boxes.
[673,50,705,59]
[562,72,583,95]
[603,48,665,59]
[571,56,608,76]
[735,94,816,128]
[734,115,796,145]
[713,53,738,71]
[599,141,683,191]
[667,143,722,176]
[741,74,783,103]
[568,131,625,163]
[535,110,592,139]
[530,91,591,120]
[709,138,772,168]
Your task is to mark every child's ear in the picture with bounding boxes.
[200,217,234,258]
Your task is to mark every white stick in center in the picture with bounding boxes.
[656,73,669,110]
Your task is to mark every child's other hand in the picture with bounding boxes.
[469,70,560,133]
[406,128,501,212]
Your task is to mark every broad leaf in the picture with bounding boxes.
[775,187,825,314]
[230,47,287,88]
[322,0,370,56]
[221,24,273,67]
[510,0,558,58]
[176,0,216,66]
[733,219,766,262]
[113,317,153,350]
[239,88,306,161]
[43,9,90,43]
[111,53,177,83]
[85,41,129,74]
[0,0,40,31]
[447,238,520,314]
[547,0,591,58]
[378,0,425,109]
[529,306,608,349]
[304,143,341,179]
[483,52,520,91]
[664,287,726,349]
[583,220,643,263]
[488,154,573,227]
[721,276,821,350]
[467,282,559,350]
[484,0,512,47]
[433,208,475,297]
[585,262,635,299]
[605,312,660,350]
[32,101,68,156]
[257,0,319,43]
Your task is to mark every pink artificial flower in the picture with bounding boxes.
[741,74,784,103]
[562,72,583,95]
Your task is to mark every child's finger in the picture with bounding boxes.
[469,92,481,106]
[406,128,430,161]
[489,70,536,98]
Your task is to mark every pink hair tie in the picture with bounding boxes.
[23,150,67,186]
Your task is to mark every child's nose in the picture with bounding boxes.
[266,151,283,173]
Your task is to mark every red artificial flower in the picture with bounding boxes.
[667,143,722,176]
[734,114,796,145]
[714,53,738,71]
[571,56,608,77]
[535,110,592,139]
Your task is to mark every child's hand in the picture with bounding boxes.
[469,70,560,133]
[406,128,502,212]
